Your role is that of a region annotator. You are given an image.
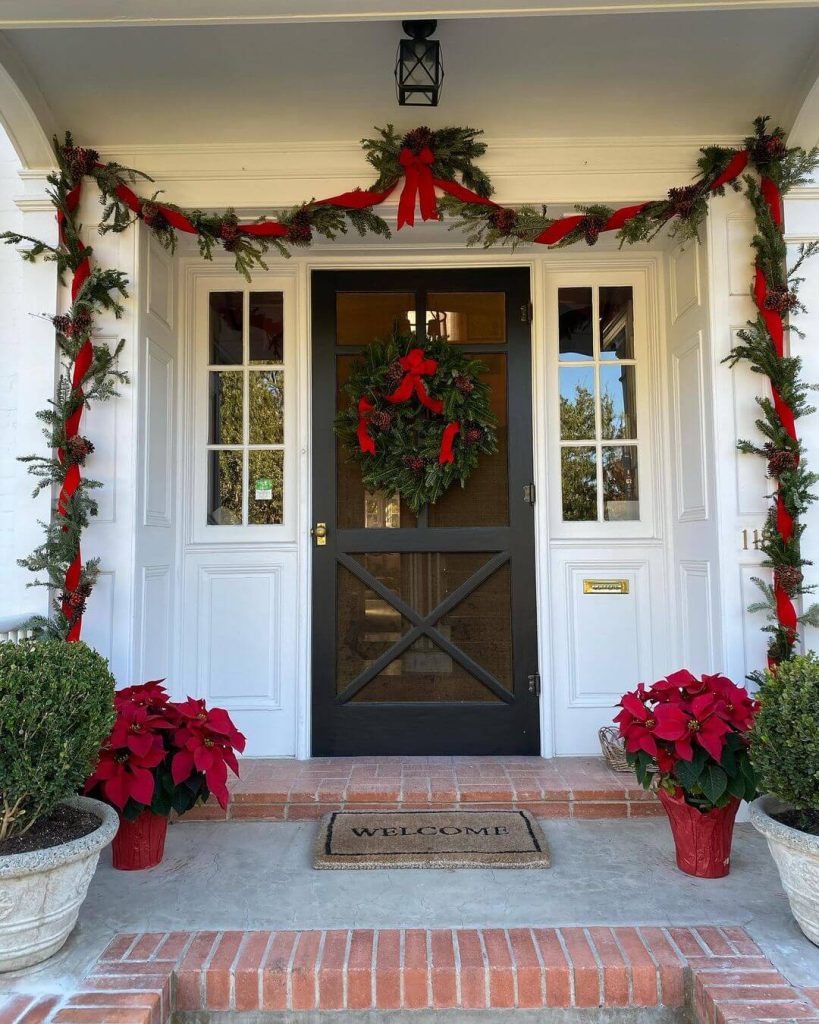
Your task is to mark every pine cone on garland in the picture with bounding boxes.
[464,425,484,444]
[65,435,95,465]
[764,286,800,316]
[141,201,169,231]
[765,445,800,477]
[667,185,701,220]
[403,454,425,474]
[774,565,804,597]
[286,210,313,246]
[580,213,607,246]
[488,208,520,237]
[219,215,241,252]
[454,374,474,395]
[61,144,99,182]
[53,308,93,338]
[401,126,435,153]
[750,130,788,168]
[384,360,405,388]
[370,410,393,431]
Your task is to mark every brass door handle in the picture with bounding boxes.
[311,522,327,546]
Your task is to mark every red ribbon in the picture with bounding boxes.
[439,421,460,464]
[761,176,784,229]
[709,150,749,192]
[534,215,585,245]
[397,148,439,229]
[356,397,377,455]
[385,349,444,413]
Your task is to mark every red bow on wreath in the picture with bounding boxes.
[385,348,444,413]
[356,397,377,455]
[397,147,439,229]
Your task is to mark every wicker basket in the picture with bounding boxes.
[598,726,657,774]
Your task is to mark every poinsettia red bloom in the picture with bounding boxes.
[84,744,165,810]
[85,683,245,820]
[614,691,661,757]
[704,674,760,731]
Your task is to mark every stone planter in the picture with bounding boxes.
[749,795,819,946]
[0,796,118,972]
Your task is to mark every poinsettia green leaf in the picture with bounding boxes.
[700,764,729,806]
[674,748,707,790]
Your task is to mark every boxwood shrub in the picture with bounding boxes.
[0,639,116,843]
[750,652,819,813]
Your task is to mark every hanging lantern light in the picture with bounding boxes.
[395,20,444,107]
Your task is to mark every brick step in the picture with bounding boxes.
[184,756,663,822]
[4,926,818,1024]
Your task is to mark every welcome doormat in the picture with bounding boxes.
[314,809,550,869]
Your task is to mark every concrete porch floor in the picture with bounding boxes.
[3,816,818,1000]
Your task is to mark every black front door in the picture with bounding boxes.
[311,268,539,755]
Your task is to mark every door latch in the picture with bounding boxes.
[523,483,536,505]
[311,522,327,546]
[527,672,541,697]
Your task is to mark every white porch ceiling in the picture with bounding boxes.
[0,0,816,27]
[2,10,819,149]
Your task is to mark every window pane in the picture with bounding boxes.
[336,293,415,345]
[559,287,593,360]
[249,370,284,445]
[603,446,640,521]
[561,446,597,521]
[559,366,596,440]
[600,365,637,440]
[209,371,243,445]
[249,292,284,363]
[425,292,506,344]
[208,450,243,525]
[209,292,243,365]
[600,286,634,360]
[249,450,283,524]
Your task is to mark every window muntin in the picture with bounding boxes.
[206,290,285,526]
[558,285,639,523]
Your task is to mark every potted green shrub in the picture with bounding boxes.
[749,652,819,945]
[0,639,118,972]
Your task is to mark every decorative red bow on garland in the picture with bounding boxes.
[397,148,438,229]
[385,348,444,413]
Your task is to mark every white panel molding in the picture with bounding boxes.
[679,560,714,670]
[197,563,283,711]
[139,565,171,682]
[81,570,115,664]
[726,216,755,297]
[671,331,708,522]
[739,563,770,681]
[669,243,699,323]
[729,325,769,518]
[143,337,174,528]
[81,333,119,524]
[564,558,652,708]
[147,236,174,331]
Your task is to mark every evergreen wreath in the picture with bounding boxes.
[335,334,498,514]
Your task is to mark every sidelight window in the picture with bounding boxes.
[206,290,285,526]
[558,285,640,522]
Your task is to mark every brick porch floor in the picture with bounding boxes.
[185,755,662,821]
[4,926,819,1022]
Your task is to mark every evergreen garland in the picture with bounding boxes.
[335,334,497,514]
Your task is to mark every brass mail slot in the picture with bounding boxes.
[583,579,630,595]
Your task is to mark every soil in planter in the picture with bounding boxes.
[0,804,100,856]
[775,808,819,837]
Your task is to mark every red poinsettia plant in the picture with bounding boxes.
[84,680,246,819]
[614,670,760,811]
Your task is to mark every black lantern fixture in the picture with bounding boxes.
[395,20,444,107]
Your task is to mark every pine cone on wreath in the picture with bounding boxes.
[765,445,799,477]
[774,565,804,597]
[464,425,484,445]
[384,360,405,388]
[454,374,474,395]
[370,410,393,431]
[65,435,95,465]
[401,126,435,153]
[403,454,425,474]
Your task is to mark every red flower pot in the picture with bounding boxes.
[111,811,168,870]
[658,789,740,878]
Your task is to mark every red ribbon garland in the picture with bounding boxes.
[397,148,439,229]
[750,174,800,655]
[384,349,444,413]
